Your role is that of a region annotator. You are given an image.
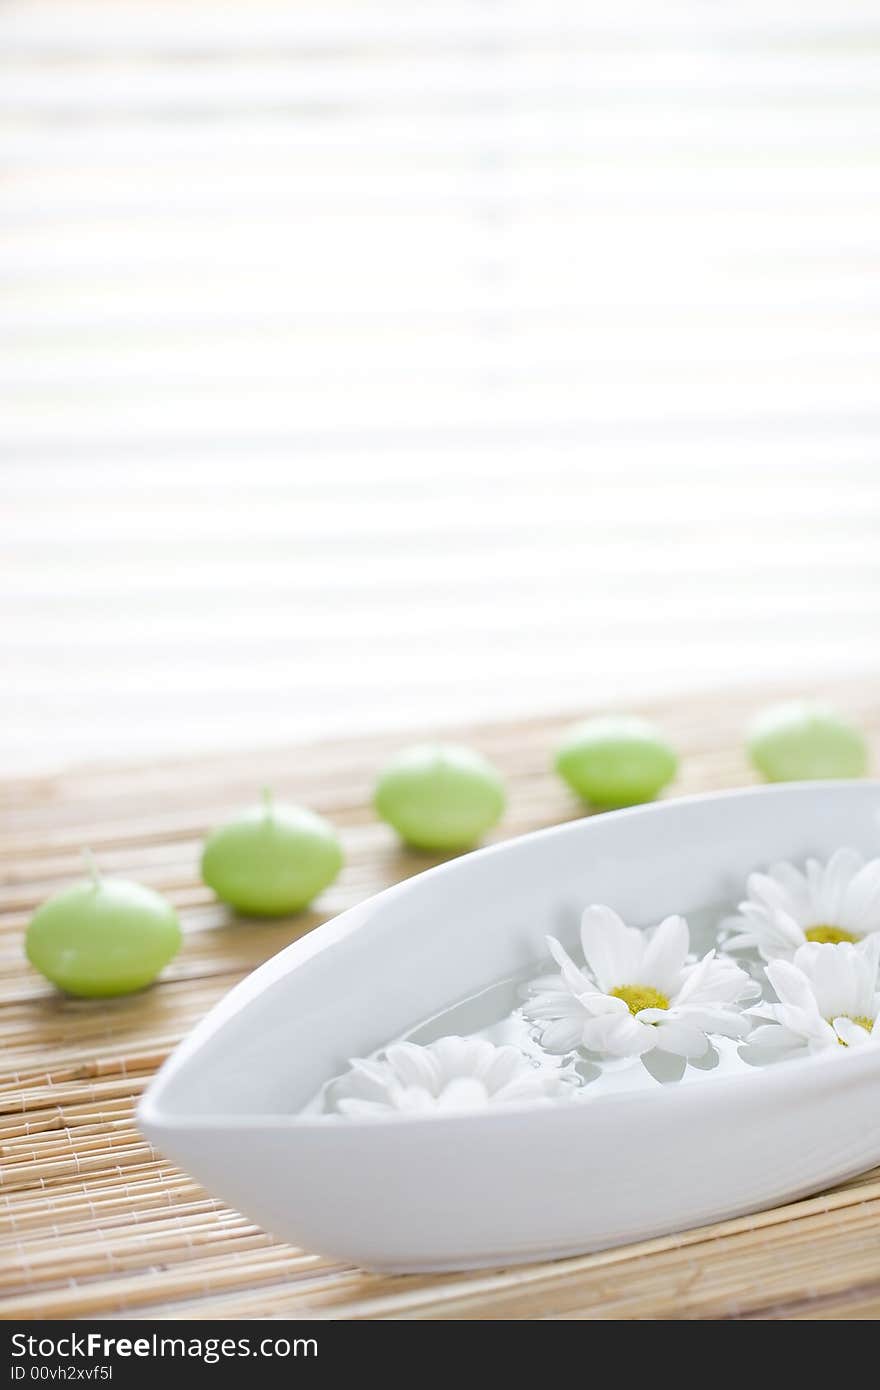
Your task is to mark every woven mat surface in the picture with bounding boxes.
[2,679,880,1320]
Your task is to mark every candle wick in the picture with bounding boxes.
[261,786,274,818]
[82,848,101,887]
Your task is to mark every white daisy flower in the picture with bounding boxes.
[722,848,880,962]
[330,1036,568,1117]
[524,906,757,1061]
[748,936,880,1056]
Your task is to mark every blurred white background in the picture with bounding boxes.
[3,0,879,772]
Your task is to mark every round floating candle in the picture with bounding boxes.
[26,852,181,997]
[555,716,678,808]
[374,744,505,851]
[747,701,868,782]
[201,790,343,916]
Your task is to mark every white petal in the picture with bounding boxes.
[581,1011,654,1057]
[675,950,754,1007]
[766,860,812,919]
[435,1077,491,1111]
[818,848,864,922]
[481,1045,530,1091]
[840,859,880,931]
[795,939,845,1017]
[634,1006,669,1024]
[420,1036,468,1084]
[722,927,762,954]
[832,1017,874,1049]
[538,1018,586,1054]
[766,956,819,1014]
[742,1024,806,1055]
[747,1000,782,1023]
[336,1097,396,1118]
[677,1004,753,1039]
[807,1024,846,1052]
[721,903,805,963]
[577,990,631,1017]
[346,1056,396,1090]
[794,942,863,1021]
[747,869,801,919]
[546,935,595,996]
[652,1019,709,1058]
[579,904,643,992]
[764,910,810,960]
[524,989,586,1022]
[639,914,690,994]
[496,1069,569,1104]
[525,971,565,994]
[857,931,880,976]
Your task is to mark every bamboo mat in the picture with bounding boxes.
[2,679,880,1321]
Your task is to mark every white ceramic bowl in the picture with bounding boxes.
[139,782,880,1272]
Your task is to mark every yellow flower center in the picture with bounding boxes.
[611,984,670,1016]
[805,925,859,945]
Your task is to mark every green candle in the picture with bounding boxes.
[747,701,869,782]
[374,743,505,851]
[26,852,181,997]
[201,790,343,916]
[555,716,678,808]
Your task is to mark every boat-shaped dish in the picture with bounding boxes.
[139,782,880,1272]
